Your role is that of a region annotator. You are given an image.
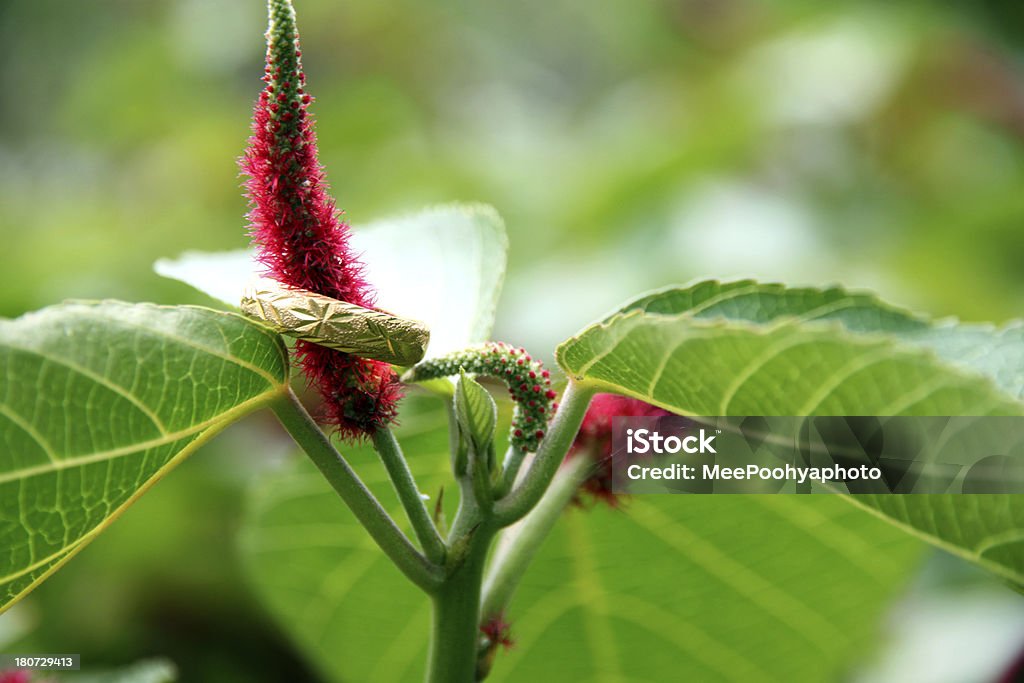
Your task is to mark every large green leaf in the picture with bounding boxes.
[240,397,921,682]
[155,203,508,360]
[0,302,289,612]
[615,280,1024,399]
[557,280,1024,584]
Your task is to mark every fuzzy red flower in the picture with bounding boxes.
[568,393,673,506]
[241,0,400,439]
[0,670,32,683]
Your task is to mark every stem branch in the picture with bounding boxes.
[372,428,447,564]
[271,389,442,593]
[494,381,595,525]
[496,445,526,497]
[481,455,592,620]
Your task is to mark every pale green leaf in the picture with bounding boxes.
[0,302,289,612]
[153,248,256,308]
[240,397,921,682]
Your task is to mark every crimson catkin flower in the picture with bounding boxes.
[569,394,673,506]
[241,0,400,439]
[403,343,557,452]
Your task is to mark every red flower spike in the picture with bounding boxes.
[404,343,558,451]
[241,0,400,440]
[568,394,673,507]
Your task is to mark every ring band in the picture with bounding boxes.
[241,282,430,366]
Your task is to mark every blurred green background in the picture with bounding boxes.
[2,0,1024,680]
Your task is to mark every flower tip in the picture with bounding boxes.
[480,614,515,650]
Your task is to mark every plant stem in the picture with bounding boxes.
[481,454,592,620]
[496,445,526,497]
[494,381,595,525]
[426,526,493,683]
[372,427,447,564]
[422,371,595,679]
[271,389,442,593]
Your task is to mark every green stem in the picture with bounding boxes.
[481,455,592,620]
[271,389,442,593]
[496,445,526,497]
[426,528,493,683]
[494,381,595,526]
[372,428,447,564]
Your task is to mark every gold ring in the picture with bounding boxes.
[241,282,429,366]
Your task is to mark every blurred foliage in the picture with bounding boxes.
[2,0,1024,680]
[3,0,1024,338]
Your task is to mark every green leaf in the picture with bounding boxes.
[559,317,1022,417]
[614,280,1024,399]
[241,397,921,682]
[155,203,508,361]
[557,280,1024,583]
[0,302,288,613]
[455,369,497,457]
